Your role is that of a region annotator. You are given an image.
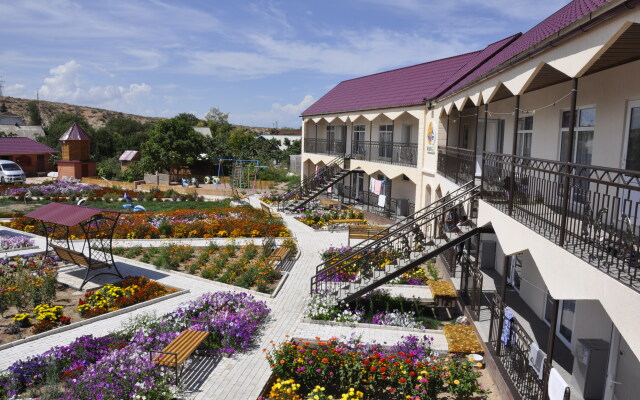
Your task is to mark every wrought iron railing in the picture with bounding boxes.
[350,140,418,167]
[304,138,346,155]
[437,145,475,184]
[278,155,346,211]
[320,181,475,269]
[488,292,545,400]
[482,152,640,292]
[335,185,414,221]
[311,184,480,302]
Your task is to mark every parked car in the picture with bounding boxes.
[0,160,26,183]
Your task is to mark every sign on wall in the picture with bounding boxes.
[427,122,436,153]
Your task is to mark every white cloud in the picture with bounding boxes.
[230,95,314,127]
[186,29,468,78]
[38,60,152,112]
[4,84,27,98]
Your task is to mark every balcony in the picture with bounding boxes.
[481,152,640,292]
[304,138,418,167]
[437,146,475,184]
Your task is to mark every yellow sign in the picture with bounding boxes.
[427,122,435,153]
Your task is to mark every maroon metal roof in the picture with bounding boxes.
[301,51,481,116]
[59,122,92,141]
[0,137,55,155]
[442,0,612,98]
[25,203,118,227]
[119,150,139,161]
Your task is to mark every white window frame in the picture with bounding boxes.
[621,99,640,171]
[516,115,534,157]
[558,106,596,163]
[543,294,576,349]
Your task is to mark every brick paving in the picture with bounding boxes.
[0,196,449,399]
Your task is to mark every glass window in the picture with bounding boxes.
[626,107,640,171]
[379,125,393,158]
[558,300,576,344]
[517,116,534,157]
[579,108,596,127]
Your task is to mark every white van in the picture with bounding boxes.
[0,160,26,183]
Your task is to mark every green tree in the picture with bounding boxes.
[40,113,95,151]
[27,100,42,125]
[205,107,232,134]
[141,117,205,174]
[0,102,7,113]
[175,113,200,126]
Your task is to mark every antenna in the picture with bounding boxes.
[0,75,4,97]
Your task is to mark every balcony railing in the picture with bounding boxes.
[437,146,475,184]
[351,141,417,167]
[482,152,640,292]
[304,138,346,156]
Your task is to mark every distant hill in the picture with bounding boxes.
[0,96,161,129]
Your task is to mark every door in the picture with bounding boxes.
[355,171,364,201]
[379,125,393,159]
[621,100,640,221]
[476,119,504,176]
[36,155,45,172]
[507,253,523,292]
[353,125,366,158]
[559,107,595,203]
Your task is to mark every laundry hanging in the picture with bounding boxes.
[377,194,387,207]
[374,180,383,195]
[369,178,377,192]
[501,307,514,346]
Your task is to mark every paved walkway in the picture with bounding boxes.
[0,195,449,399]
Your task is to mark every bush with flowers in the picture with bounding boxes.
[317,246,403,283]
[0,235,35,251]
[296,206,365,230]
[0,254,59,315]
[0,291,271,399]
[263,335,489,400]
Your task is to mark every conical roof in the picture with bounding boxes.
[59,122,91,141]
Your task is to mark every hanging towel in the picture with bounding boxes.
[548,368,569,400]
[327,185,332,193]
[528,342,540,369]
[374,180,383,195]
[501,307,514,346]
[377,194,387,208]
[369,178,376,192]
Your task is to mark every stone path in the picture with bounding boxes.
[0,195,449,400]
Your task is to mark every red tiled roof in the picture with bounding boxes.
[25,202,119,227]
[119,150,139,161]
[0,137,55,155]
[59,122,92,141]
[441,0,612,98]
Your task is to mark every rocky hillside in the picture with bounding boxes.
[0,96,161,129]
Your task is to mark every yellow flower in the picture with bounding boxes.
[454,379,460,385]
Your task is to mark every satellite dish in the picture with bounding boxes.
[77,198,87,206]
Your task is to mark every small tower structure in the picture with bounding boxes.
[57,122,96,180]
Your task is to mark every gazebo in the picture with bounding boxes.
[25,203,124,289]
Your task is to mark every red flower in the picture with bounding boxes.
[399,377,406,383]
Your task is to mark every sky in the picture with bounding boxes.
[0,0,571,128]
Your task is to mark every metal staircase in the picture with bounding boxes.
[278,156,351,212]
[310,182,481,304]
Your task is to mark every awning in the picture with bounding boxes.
[25,203,120,227]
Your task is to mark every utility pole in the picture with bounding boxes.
[0,75,4,97]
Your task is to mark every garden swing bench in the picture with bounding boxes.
[25,203,124,290]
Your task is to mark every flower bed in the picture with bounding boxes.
[296,206,365,230]
[8,205,289,239]
[2,178,100,198]
[262,335,489,399]
[0,235,35,251]
[0,291,270,399]
[114,242,290,293]
[260,192,282,204]
[427,280,458,298]
[443,325,484,354]
[304,289,449,329]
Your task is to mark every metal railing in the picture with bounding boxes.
[311,183,480,301]
[350,140,418,166]
[335,185,415,221]
[278,155,346,211]
[488,292,545,400]
[437,146,475,184]
[304,138,346,156]
[482,152,640,292]
[320,181,475,268]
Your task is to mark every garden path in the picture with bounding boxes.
[0,195,449,400]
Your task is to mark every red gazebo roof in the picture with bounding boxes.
[59,123,92,141]
[25,203,119,227]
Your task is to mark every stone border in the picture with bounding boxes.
[0,288,189,352]
[0,245,40,253]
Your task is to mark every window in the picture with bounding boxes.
[353,124,366,156]
[559,107,595,203]
[379,124,393,158]
[516,116,533,157]
[624,100,640,171]
[508,253,523,292]
[543,294,576,348]
[326,125,335,153]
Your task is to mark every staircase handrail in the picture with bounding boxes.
[318,181,475,270]
[311,184,480,292]
[278,155,345,208]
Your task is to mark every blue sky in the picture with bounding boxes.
[0,0,569,128]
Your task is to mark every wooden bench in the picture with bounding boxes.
[50,244,122,289]
[232,187,248,200]
[261,203,281,218]
[266,246,292,270]
[348,225,387,246]
[151,329,210,384]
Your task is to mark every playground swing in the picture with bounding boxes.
[25,203,124,290]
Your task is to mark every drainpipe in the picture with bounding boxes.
[369,121,373,162]
[508,95,520,216]
[481,103,490,190]
[456,109,463,183]
[559,78,579,247]
[315,123,318,154]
